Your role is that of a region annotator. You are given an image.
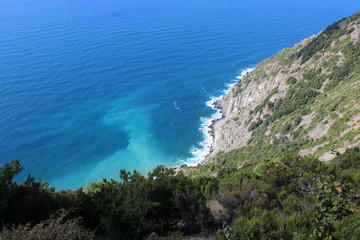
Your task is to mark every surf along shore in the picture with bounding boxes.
[182,68,254,168]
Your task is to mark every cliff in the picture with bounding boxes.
[1,11,360,240]
[207,11,360,166]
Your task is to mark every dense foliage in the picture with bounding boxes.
[0,212,94,240]
[0,148,359,239]
[0,163,217,239]
[215,148,360,240]
[0,11,359,240]
[86,166,216,239]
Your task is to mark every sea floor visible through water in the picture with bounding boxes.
[0,0,359,189]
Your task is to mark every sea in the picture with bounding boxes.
[0,0,358,189]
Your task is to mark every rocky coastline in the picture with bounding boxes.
[186,13,360,167]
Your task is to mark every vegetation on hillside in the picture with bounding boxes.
[0,9,359,240]
[0,148,359,239]
[0,161,217,239]
[215,148,360,240]
[215,10,360,168]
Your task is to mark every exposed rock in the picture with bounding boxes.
[298,141,329,156]
[308,116,335,139]
[319,152,338,162]
[299,112,315,129]
[204,11,360,163]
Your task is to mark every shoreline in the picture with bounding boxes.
[201,100,224,161]
[184,68,254,167]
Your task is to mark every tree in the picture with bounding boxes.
[0,159,22,219]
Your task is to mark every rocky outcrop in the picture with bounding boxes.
[207,11,360,162]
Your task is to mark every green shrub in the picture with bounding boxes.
[333,212,360,240]
[286,77,297,85]
[0,212,94,240]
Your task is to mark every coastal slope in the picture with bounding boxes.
[1,11,360,240]
[206,11,360,167]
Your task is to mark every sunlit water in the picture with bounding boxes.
[0,0,358,189]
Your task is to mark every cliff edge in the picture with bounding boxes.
[208,11,360,165]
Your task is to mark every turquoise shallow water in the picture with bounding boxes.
[0,0,359,189]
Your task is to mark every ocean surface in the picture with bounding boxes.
[0,0,358,189]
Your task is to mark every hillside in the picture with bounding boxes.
[183,11,360,176]
[0,11,359,240]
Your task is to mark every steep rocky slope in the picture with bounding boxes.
[201,11,360,171]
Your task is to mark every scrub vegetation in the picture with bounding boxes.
[0,148,359,239]
[0,9,359,240]
[214,10,360,165]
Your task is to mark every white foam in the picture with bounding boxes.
[173,100,182,111]
[183,67,254,166]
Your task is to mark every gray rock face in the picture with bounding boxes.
[206,12,360,162]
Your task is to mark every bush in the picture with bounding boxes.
[89,166,214,238]
[286,77,297,85]
[217,211,314,240]
[0,212,94,240]
[333,212,360,240]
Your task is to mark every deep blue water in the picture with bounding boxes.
[0,0,358,189]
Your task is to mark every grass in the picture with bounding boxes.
[188,13,360,176]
